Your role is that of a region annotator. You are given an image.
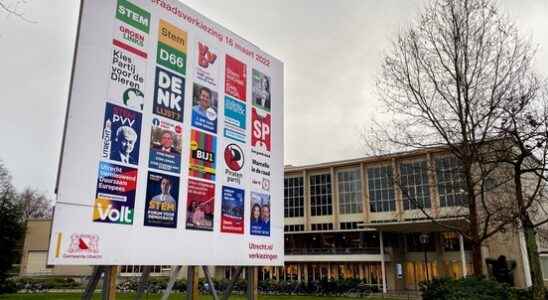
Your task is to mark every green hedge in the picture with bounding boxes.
[16,277,82,290]
[420,277,548,300]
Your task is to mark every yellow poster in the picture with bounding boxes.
[158,19,187,53]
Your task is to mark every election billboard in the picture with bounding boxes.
[49,0,283,266]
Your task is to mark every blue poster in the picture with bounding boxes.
[101,102,142,166]
[144,171,180,228]
[221,186,244,234]
[191,83,218,134]
[223,96,246,143]
[250,192,270,236]
[148,118,182,173]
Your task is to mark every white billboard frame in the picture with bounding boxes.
[49,0,284,267]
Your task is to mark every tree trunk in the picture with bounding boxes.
[514,165,544,300]
[524,218,545,300]
[464,160,483,276]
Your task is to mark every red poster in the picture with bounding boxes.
[251,108,271,152]
[186,179,215,231]
[225,55,247,101]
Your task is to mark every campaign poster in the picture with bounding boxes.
[195,41,218,87]
[250,154,271,192]
[108,47,146,111]
[144,171,179,228]
[153,66,185,122]
[224,143,244,186]
[101,102,142,166]
[116,0,150,34]
[251,107,271,153]
[189,129,217,181]
[92,161,137,225]
[191,83,218,134]
[157,19,187,75]
[221,186,244,234]
[223,96,246,143]
[250,192,270,236]
[252,69,271,112]
[148,117,182,173]
[225,55,246,101]
[107,0,150,111]
[113,17,149,56]
[186,179,215,231]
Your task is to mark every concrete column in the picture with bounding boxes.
[303,264,308,282]
[303,170,310,231]
[392,158,403,220]
[361,162,369,221]
[459,234,467,277]
[380,231,387,293]
[426,153,439,217]
[331,167,339,229]
[518,229,532,287]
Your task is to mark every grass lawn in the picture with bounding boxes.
[0,293,395,300]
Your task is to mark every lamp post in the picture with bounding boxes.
[419,233,430,281]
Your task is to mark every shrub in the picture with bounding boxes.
[420,277,548,300]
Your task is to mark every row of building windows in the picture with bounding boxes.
[119,265,170,274]
[285,157,465,217]
[284,224,305,232]
[311,223,334,231]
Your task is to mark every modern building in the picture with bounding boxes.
[19,148,548,291]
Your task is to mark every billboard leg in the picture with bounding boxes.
[222,266,243,300]
[134,265,152,300]
[246,267,258,300]
[82,266,104,300]
[202,266,220,300]
[161,265,182,300]
[187,266,200,300]
[102,266,118,300]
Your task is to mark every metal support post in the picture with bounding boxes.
[246,266,258,300]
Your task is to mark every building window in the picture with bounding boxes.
[310,173,332,216]
[337,168,363,214]
[436,157,465,207]
[542,256,548,280]
[284,176,304,218]
[400,160,431,210]
[311,223,333,231]
[284,224,305,232]
[340,222,360,230]
[367,166,396,212]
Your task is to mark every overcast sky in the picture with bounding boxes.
[1,0,548,197]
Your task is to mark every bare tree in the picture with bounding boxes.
[18,187,52,220]
[482,83,548,299]
[374,0,538,275]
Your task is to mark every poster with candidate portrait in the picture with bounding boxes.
[189,129,217,181]
[148,117,182,173]
[250,192,270,236]
[186,179,215,231]
[144,171,179,228]
[101,102,142,166]
[92,161,137,225]
[221,186,244,234]
[252,69,271,112]
[191,83,218,134]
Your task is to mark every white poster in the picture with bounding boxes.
[49,0,284,266]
